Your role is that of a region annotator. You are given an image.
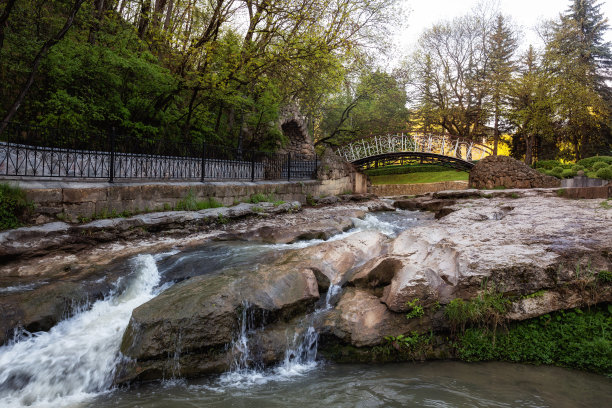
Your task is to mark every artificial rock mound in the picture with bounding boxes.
[469,155,560,189]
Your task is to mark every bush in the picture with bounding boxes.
[592,161,609,171]
[595,166,612,180]
[571,164,584,172]
[175,190,223,211]
[534,160,565,170]
[561,169,577,178]
[549,166,564,178]
[0,183,33,230]
[577,156,612,169]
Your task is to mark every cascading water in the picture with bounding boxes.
[0,254,162,408]
[219,283,344,387]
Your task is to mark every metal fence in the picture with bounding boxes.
[0,123,317,182]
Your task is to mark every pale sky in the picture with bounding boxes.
[394,0,612,56]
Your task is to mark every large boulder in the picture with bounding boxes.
[117,230,388,382]
[323,288,421,347]
[469,155,560,189]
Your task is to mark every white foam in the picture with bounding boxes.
[0,255,161,408]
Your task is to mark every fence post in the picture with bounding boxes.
[109,127,115,183]
[201,142,205,182]
[287,152,291,181]
[250,150,256,182]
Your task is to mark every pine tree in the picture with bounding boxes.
[544,0,612,159]
[487,14,518,156]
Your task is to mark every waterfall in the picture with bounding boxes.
[0,255,162,408]
[219,284,343,387]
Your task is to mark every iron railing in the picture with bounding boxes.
[0,123,317,182]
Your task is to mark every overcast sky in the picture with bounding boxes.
[393,0,612,57]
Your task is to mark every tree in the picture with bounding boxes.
[507,46,556,165]
[411,8,496,141]
[543,0,612,160]
[487,14,518,155]
[315,69,409,147]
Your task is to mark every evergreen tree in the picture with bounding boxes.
[487,14,518,155]
[544,0,612,159]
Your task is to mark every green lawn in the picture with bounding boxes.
[369,170,469,185]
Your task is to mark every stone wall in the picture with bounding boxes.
[277,104,315,158]
[469,155,560,189]
[369,181,468,197]
[21,178,355,222]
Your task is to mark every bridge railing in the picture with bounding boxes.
[0,123,317,182]
[335,133,492,164]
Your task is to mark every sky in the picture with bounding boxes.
[394,0,612,55]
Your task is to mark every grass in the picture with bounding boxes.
[0,183,34,230]
[175,189,223,211]
[455,305,612,375]
[370,170,469,185]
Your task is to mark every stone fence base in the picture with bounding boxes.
[16,176,358,222]
[368,181,468,197]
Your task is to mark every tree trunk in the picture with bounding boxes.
[493,101,499,156]
[524,135,533,166]
[137,0,151,39]
[0,0,87,133]
[163,0,174,30]
[88,0,107,45]
[0,0,17,52]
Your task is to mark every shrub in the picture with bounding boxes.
[405,298,425,319]
[595,166,612,180]
[364,164,452,177]
[571,164,584,172]
[0,183,34,230]
[549,166,564,178]
[561,169,576,178]
[577,156,612,169]
[534,160,564,170]
[592,161,609,171]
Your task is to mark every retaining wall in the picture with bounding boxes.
[18,177,355,221]
[368,181,468,197]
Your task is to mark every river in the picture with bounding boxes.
[0,210,610,407]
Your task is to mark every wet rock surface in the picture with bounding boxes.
[0,200,389,345]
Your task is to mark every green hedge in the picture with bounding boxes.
[364,164,456,177]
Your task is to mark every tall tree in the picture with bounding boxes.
[507,46,555,165]
[543,0,612,159]
[487,14,518,155]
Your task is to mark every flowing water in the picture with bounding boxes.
[1,210,610,407]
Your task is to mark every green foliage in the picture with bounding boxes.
[534,160,570,170]
[455,306,612,375]
[561,169,577,178]
[405,298,425,319]
[175,190,223,211]
[600,200,612,210]
[306,194,316,206]
[0,183,34,230]
[595,166,612,180]
[597,270,612,283]
[577,156,612,168]
[556,188,567,197]
[550,166,564,178]
[249,193,275,204]
[384,332,432,352]
[444,284,510,332]
[592,161,609,171]
[216,214,229,224]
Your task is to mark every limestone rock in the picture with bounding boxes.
[323,288,419,347]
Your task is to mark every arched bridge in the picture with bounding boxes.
[335,133,493,171]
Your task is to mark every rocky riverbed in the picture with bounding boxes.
[1,188,611,384]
